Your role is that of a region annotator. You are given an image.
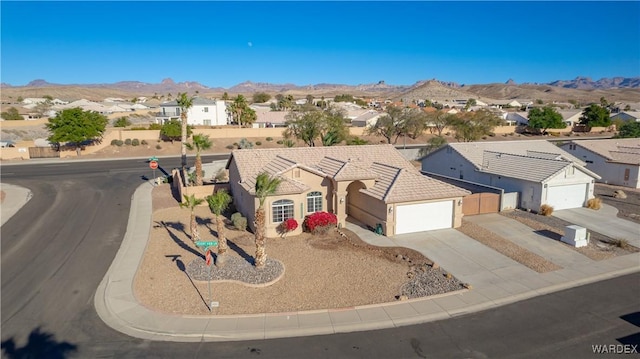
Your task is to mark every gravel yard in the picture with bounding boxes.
[133,184,465,315]
[458,221,562,273]
[594,183,640,224]
[501,210,638,261]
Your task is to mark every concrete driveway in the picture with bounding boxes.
[553,204,639,248]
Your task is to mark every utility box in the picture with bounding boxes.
[561,225,588,248]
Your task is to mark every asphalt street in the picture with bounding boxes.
[1,155,638,358]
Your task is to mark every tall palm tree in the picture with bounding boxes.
[206,189,232,267]
[233,95,247,128]
[180,194,204,243]
[177,93,194,184]
[186,134,212,186]
[253,172,281,267]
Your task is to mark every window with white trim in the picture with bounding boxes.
[272,199,294,223]
[306,191,323,213]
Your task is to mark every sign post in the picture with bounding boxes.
[196,241,218,312]
[148,156,159,185]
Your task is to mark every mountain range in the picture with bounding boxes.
[2,77,639,94]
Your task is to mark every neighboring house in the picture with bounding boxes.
[226,145,470,238]
[155,97,228,126]
[505,112,529,126]
[421,140,601,211]
[351,110,384,127]
[22,98,68,105]
[610,111,640,123]
[560,138,640,188]
[558,109,583,126]
[251,109,288,128]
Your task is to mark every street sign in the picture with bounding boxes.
[149,160,158,170]
[205,249,212,266]
[195,241,218,247]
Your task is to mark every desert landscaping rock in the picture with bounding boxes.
[186,256,284,286]
[401,267,465,298]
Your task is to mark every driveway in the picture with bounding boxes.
[553,204,639,248]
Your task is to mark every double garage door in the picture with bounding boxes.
[546,183,587,210]
[395,201,453,235]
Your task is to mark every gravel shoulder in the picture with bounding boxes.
[133,184,465,315]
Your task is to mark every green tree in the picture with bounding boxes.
[425,110,454,137]
[228,95,256,127]
[464,98,477,111]
[160,119,192,143]
[253,92,271,103]
[177,93,194,182]
[616,122,640,138]
[46,107,108,155]
[186,134,212,186]
[17,96,24,103]
[206,189,233,267]
[449,109,502,142]
[275,94,294,111]
[365,106,403,144]
[284,106,347,147]
[527,106,565,133]
[580,104,611,128]
[306,94,314,105]
[418,135,448,157]
[43,95,54,101]
[1,107,22,121]
[401,108,428,139]
[334,94,354,102]
[113,116,131,127]
[180,194,204,243]
[222,92,229,101]
[253,172,281,267]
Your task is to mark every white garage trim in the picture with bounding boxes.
[395,201,453,234]
[546,183,587,210]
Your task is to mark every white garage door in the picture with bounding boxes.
[546,184,587,210]
[395,201,453,234]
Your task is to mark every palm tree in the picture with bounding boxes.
[253,172,282,267]
[206,190,232,267]
[186,134,212,186]
[232,95,247,128]
[177,93,194,184]
[180,194,204,243]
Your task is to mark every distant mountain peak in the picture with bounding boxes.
[505,78,516,85]
[160,78,175,85]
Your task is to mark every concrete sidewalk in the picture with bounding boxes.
[5,183,639,342]
[553,204,640,248]
[0,183,32,227]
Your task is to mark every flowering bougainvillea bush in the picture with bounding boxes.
[303,211,337,235]
[277,218,298,238]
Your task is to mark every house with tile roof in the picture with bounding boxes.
[226,145,470,237]
[611,111,640,123]
[560,138,640,188]
[421,140,601,212]
[155,97,229,126]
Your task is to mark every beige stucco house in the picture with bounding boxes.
[226,145,470,238]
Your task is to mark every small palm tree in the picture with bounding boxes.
[254,172,282,267]
[186,134,212,186]
[206,189,232,267]
[180,194,204,243]
[177,93,194,183]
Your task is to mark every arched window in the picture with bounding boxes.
[306,191,323,213]
[272,199,294,223]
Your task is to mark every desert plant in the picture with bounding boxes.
[148,123,162,130]
[214,168,229,182]
[231,212,247,231]
[238,138,254,149]
[141,139,148,145]
[131,138,140,146]
[179,194,204,243]
[113,117,131,127]
[266,137,273,142]
[155,144,162,150]
[124,138,132,146]
[255,141,262,146]
[186,134,213,186]
[276,140,284,145]
[283,139,295,147]
[206,189,233,267]
[303,211,337,235]
[277,218,298,238]
[110,139,119,146]
[253,173,282,267]
[114,140,124,147]
[586,197,602,210]
[611,238,630,250]
[539,204,554,216]
[225,144,234,150]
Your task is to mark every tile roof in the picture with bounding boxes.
[229,145,469,202]
[572,138,640,165]
[446,140,586,168]
[479,151,572,182]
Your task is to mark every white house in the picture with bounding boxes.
[558,109,583,126]
[155,98,228,126]
[351,110,384,127]
[560,138,640,188]
[421,140,601,211]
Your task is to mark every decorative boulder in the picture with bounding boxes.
[613,190,627,199]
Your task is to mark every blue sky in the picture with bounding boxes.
[2,1,639,88]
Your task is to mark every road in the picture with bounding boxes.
[1,155,638,358]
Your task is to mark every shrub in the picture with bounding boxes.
[155,144,162,150]
[539,204,554,216]
[283,139,295,147]
[231,212,247,231]
[238,138,254,149]
[255,141,262,146]
[586,197,602,210]
[488,132,496,137]
[611,238,630,250]
[113,117,131,127]
[303,211,337,235]
[110,139,119,146]
[114,140,124,147]
[148,123,162,130]
[266,137,273,142]
[276,140,284,145]
[130,126,147,131]
[141,139,148,145]
[225,144,235,150]
[124,138,132,146]
[277,218,299,238]
[131,138,140,146]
